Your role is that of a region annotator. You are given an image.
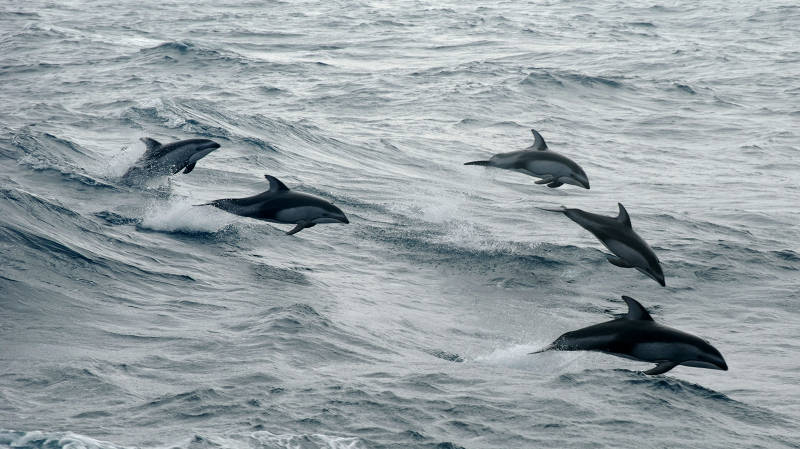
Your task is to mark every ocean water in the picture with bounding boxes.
[1,0,799,447]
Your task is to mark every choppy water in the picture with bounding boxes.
[2,1,799,448]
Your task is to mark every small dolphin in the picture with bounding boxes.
[531,296,728,375]
[541,203,665,286]
[123,137,221,179]
[464,129,590,189]
[197,175,349,235]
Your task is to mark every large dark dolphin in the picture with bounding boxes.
[541,203,665,286]
[197,175,349,235]
[464,129,590,189]
[531,296,728,375]
[123,137,221,179]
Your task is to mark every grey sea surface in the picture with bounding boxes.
[1,1,799,448]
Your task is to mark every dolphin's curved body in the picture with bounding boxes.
[542,203,665,286]
[123,137,220,180]
[464,129,590,189]
[197,175,349,235]
[531,296,727,375]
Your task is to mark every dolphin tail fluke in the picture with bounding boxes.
[193,201,215,207]
[464,160,491,166]
[529,344,556,354]
[536,206,567,214]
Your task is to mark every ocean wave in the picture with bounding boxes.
[364,223,586,274]
[137,198,237,235]
[0,430,368,449]
[0,431,127,449]
[223,303,390,364]
[3,1,800,447]
[249,430,367,449]
[4,130,116,188]
[521,69,626,89]
[136,41,249,67]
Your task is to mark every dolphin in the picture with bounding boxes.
[464,129,590,189]
[122,137,221,179]
[531,296,728,375]
[541,203,665,286]
[196,175,349,235]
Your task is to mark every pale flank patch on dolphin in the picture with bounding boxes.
[463,129,590,189]
[195,174,349,236]
[539,203,665,286]
[276,206,335,223]
[530,296,727,376]
[604,239,649,269]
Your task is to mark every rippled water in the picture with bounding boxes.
[2,1,799,448]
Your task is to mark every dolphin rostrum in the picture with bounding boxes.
[464,129,590,189]
[531,296,728,375]
[123,137,221,179]
[196,175,349,235]
[541,203,665,286]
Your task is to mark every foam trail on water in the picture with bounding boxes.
[0,430,128,449]
[103,142,145,179]
[476,343,582,373]
[139,197,235,233]
[250,431,368,449]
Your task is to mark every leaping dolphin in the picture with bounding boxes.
[464,129,590,189]
[123,137,221,179]
[541,203,665,286]
[531,296,728,375]
[196,175,349,235]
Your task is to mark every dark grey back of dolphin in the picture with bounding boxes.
[531,296,727,375]
[540,203,665,286]
[197,175,349,235]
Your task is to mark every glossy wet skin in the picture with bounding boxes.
[562,207,665,286]
[491,150,590,188]
[210,190,349,225]
[553,319,727,370]
[124,138,221,178]
[537,296,728,374]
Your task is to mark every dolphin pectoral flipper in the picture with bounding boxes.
[547,181,563,188]
[183,163,196,174]
[644,361,680,375]
[286,224,306,235]
[535,176,554,185]
[607,256,633,268]
[286,222,315,236]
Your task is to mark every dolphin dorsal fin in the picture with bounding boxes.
[140,137,162,154]
[617,203,632,228]
[264,174,290,192]
[530,128,548,151]
[621,296,653,321]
